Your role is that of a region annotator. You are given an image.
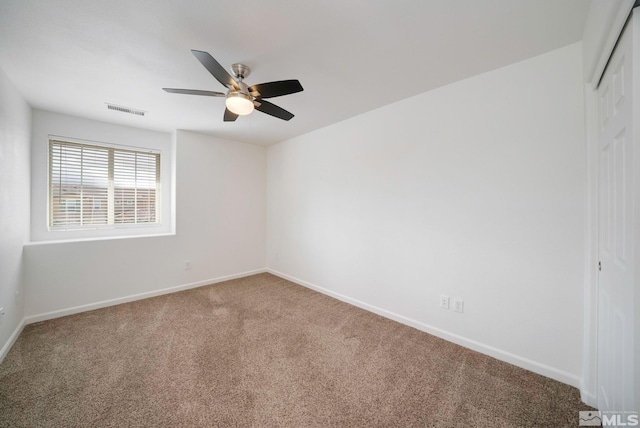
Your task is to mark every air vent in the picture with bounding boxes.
[106,103,146,116]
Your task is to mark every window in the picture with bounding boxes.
[49,139,160,229]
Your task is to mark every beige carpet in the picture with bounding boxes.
[0,273,591,427]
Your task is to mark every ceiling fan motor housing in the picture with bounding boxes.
[231,63,251,80]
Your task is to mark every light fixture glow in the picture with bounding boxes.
[225,92,254,115]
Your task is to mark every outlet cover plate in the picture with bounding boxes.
[440,295,450,309]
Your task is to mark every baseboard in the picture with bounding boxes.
[267,268,582,389]
[0,318,26,364]
[24,268,267,325]
[580,388,598,408]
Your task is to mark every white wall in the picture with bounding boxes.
[0,65,31,359]
[267,42,585,386]
[172,130,266,280]
[24,128,266,318]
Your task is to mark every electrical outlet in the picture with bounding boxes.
[454,299,464,313]
[184,261,192,270]
[440,295,450,309]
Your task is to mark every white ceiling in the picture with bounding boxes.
[0,0,590,146]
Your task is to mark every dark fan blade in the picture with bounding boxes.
[249,80,303,99]
[191,50,239,90]
[254,99,294,121]
[163,88,225,97]
[224,108,239,122]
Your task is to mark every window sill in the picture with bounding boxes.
[25,232,176,246]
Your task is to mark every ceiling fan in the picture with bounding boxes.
[163,50,303,122]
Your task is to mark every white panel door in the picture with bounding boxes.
[597,12,636,413]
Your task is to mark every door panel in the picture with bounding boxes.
[597,12,635,413]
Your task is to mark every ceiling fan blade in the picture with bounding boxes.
[163,88,225,97]
[249,80,303,99]
[254,99,294,121]
[191,50,239,90]
[224,108,239,122]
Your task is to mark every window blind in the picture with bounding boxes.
[49,139,160,228]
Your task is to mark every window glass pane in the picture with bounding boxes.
[49,139,160,228]
[80,145,109,225]
[113,151,158,224]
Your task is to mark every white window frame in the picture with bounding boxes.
[48,137,161,231]
[28,111,175,243]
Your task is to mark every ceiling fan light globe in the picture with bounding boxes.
[226,92,254,115]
